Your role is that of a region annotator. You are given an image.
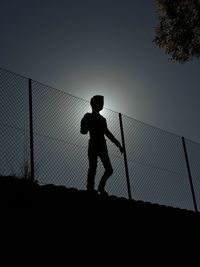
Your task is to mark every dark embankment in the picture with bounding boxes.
[1,175,199,246]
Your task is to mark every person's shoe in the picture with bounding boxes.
[98,188,108,197]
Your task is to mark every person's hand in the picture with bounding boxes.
[119,145,124,154]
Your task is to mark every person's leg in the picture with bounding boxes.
[87,142,98,191]
[98,145,113,193]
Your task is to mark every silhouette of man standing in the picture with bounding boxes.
[80,95,123,195]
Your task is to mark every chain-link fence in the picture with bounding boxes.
[0,69,30,178]
[122,116,194,210]
[0,67,199,212]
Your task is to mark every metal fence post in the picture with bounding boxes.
[119,113,132,200]
[182,137,198,213]
[29,78,35,182]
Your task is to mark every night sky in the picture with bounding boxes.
[1,0,200,143]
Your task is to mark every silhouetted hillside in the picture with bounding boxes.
[1,175,199,232]
[1,174,199,262]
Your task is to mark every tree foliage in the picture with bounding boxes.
[154,0,200,63]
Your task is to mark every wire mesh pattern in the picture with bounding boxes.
[184,139,200,210]
[0,68,30,176]
[122,115,194,210]
[0,67,199,211]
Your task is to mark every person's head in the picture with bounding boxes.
[90,95,104,112]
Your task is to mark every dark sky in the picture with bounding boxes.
[1,0,200,143]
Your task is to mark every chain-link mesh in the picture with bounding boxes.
[0,67,199,211]
[185,139,200,210]
[0,68,30,177]
[122,115,194,210]
[32,81,89,190]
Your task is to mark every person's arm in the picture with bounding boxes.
[80,114,89,134]
[104,122,123,153]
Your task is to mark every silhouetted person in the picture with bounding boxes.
[80,95,123,195]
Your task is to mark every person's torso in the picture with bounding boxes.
[85,113,107,142]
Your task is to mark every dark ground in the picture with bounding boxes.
[0,175,199,261]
